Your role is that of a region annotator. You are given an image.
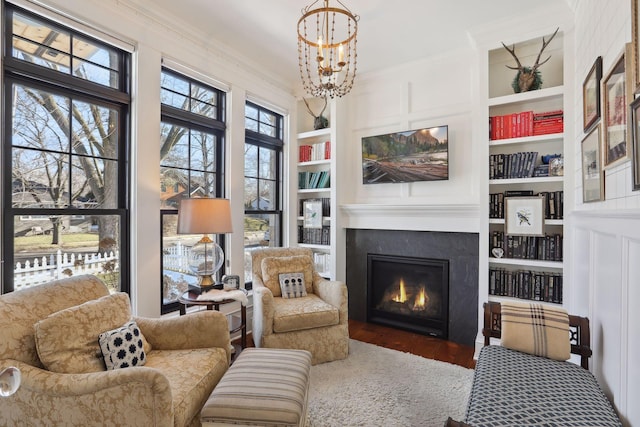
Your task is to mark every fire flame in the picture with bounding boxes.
[413,287,428,310]
[392,278,407,303]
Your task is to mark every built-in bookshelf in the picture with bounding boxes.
[294,96,345,280]
[484,29,568,307]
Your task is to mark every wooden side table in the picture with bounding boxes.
[178,290,247,355]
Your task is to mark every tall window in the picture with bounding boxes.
[244,102,283,285]
[160,68,226,313]
[2,5,130,293]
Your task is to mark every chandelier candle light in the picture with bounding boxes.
[177,198,233,292]
[298,0,359,98]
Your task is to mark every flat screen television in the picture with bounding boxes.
[361,125,449,184]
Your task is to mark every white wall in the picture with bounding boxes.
[571,1,640,424]
[4,0,296,316]
[340,48,481,234]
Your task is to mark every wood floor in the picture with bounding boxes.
[241,319,476,369]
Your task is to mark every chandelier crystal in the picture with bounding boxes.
[298,0,359,98]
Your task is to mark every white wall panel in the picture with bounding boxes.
[626,239,640,424]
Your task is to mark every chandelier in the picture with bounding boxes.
[297,0,359,98]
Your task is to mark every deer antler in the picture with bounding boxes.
[531,27,559,72]
[302,96,327,119]
[502,28,559,72]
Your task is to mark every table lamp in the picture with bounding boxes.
[177,197,233,292]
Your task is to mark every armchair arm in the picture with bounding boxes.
[135,311,231,361]
[314,279,348,324]
[0,359,174,427]
[252,279,275,347]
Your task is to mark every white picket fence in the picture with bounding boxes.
[13,250,119,291]
[163,242,191,273]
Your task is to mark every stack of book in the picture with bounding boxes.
[489,152,538,179]
[533,110,563,136]
[298,171,330,189]
[489,268,563,303]
[489,109,563,140]
[299,140,331,162]
[490,231,563,261]
[298,225,330,245]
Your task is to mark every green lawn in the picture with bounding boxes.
[14,233,100,251]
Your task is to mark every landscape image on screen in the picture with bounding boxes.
[361,125,449,184]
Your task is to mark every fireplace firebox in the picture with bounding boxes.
[367,254,449,338]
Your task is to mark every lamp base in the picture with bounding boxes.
[188,274,223,294]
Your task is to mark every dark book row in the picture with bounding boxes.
[491,231,563,261]
[489,151,538,179]
[298,197,331,217]
[489,190,564,219]
[298,225,330,245]
[489,268,563,304]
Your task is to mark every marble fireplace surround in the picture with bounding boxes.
[342,203,480,347]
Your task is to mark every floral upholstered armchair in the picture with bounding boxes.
[251,247,349,364]
[0,275,231,426]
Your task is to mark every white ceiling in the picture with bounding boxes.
[127,0,573,91]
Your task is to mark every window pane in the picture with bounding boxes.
[260,180,276,210]
[191,131,216,172]
[12,148,69,208]
[259,123,276,137]
[160,88,188,110]
[71,157,118,209]
[74,36,117,70]
[72,58,118,88]
[245,118,258,132]
[243,213,280,283]
[259,147,276,179]
[191,99,216,118]
[160,166,187,209]
[244,178,258,209]
[12,84,70,153]
[161,124,189,168]
[72,100,119,160]
[13,214,122,292]
[245,104,258,120]
[161,71,189,95]
[12,37,71,71]
[190,171,215,197]
[259,110,276,126]
[244,144,258,177]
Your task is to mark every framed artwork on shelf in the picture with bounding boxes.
[583,56,602,132]
[631,96,640,191]
[632,0,640,93]
[581,124,605,203]
[602,52,629,168]
[303,199,322,229]
[504,196,545,237]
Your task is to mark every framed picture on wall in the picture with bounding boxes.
[581,124,605,202]
[602,52,630,168]
[583,56,602,132]
[504,196,545,236]
[631,96,640,191]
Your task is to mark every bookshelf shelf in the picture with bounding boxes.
[299,159,331,167]
[489,258,563,269]
[297,188,331,194]
[489,132,564,146]
[489,218,563,226]
[488,295,563,306]
[489,176,563,185]
[488,85,564,107]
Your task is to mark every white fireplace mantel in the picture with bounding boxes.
[340,203,480,233]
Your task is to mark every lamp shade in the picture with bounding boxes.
[177,198,233,235]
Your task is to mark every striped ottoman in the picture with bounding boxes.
[201,348,312,427]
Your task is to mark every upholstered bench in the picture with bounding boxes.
[201,348,312,427]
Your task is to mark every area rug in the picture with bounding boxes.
[306,339,473,427]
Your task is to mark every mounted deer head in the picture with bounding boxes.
[501,28,559,93]
[303,97,329,130]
